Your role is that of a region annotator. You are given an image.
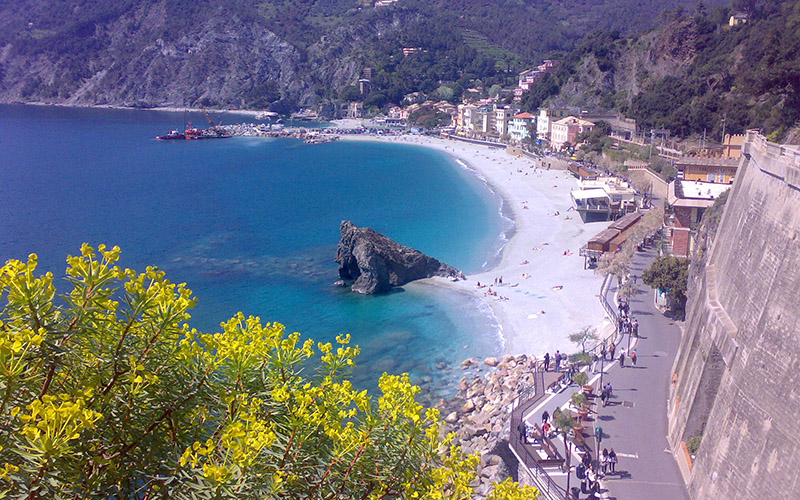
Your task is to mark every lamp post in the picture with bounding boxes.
[599,339,606,389]
[562,431,573,499]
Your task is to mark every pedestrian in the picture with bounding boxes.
[517,419,526,442]
[555,350,562,371]
[592,352,600,373]
[543,351,550,371]
[609,448,618,473]
[600,344,607,360]
[600,388,608,407]
[586,464,598,493]
[604,382,612,397]
[542,410,550,425]
[582,451,592,468]
[609,342,616,360]
[631,349,637,366]
[633,318,639,337]
[601,448,609,475]
[576,462,587,492]
[619,352,625,367]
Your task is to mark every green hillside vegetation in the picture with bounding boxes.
[0,0,721,110]
[524,0,800,141]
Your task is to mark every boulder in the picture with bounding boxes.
[444,411,458,423]
[335,221,464,294]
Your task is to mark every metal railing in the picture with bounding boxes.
[509,366,569,500]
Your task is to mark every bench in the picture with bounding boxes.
[532,424,564,467]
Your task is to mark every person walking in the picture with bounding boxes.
[608,342,616,361]
[619,351,625,367]
[600,388,609,407]
[633,318,639,337]
[601,448,609,476]
[609,448,618,474]
[631,349,637,366]
[542,410,550,425]
[554,350,562,371]
[543,351,550,371]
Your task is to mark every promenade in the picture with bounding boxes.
[516,245,689,500]
[595,246,689,500]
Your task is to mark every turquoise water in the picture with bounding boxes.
[0,105,506,398]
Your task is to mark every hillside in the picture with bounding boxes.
[524,1,800,140]
[0,0,718,112]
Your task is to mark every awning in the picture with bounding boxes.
[571,188,608,200]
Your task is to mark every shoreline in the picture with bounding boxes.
[341,134,610,358]
[14,101,267,117]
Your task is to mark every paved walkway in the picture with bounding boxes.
[593,246,689,500]
[518,245,689,500]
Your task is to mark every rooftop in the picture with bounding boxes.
[668,179,731,208]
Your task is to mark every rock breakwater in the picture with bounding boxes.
[437,354,539,498]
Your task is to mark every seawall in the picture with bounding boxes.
[667,131,800,499]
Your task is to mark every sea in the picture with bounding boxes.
[0,104,510,400]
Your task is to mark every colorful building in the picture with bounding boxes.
[666,179,731,257]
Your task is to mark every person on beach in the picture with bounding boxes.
[544,352,550,371]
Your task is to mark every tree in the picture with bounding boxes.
[595,249,632,281]
[0,245,538,499]
[642,255,690,305]
[569,326,598,353]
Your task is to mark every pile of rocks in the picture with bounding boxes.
[436,354,540,498]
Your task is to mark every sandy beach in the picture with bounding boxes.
[342,133,612,359]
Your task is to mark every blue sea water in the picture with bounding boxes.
[0,104,507,398]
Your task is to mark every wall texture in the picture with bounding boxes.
[667,131,800,499]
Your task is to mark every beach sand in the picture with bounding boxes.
[342,133,612,359]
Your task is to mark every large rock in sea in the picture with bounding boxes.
[335,221,464,294]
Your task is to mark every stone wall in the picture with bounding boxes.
[667,131,800,499]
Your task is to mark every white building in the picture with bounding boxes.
[508,112,536,142]
[536,107,569,141]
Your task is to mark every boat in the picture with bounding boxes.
[156,130,186,140]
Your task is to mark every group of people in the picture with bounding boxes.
[542,350,565,372]
[617,300,639,338]
[574,447,619,499]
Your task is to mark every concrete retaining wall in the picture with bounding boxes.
[667,131,800,499]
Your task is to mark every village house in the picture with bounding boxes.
[514,60,556,102]
[550,116,595,151]
[729,12,749,26]
[677,157,739,184]
[493,106,515,137]
[536,107,568,141]
[508,112,536,142]
[667,179,731,257]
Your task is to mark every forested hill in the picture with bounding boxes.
[0,0,717,111]
[522,0,800,141]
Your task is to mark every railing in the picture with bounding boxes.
[509,367,569,500]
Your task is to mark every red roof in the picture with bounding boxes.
[514,112,535,119]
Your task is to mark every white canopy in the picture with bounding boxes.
[571,188,608,200]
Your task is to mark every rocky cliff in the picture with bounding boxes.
[335,220,464,294]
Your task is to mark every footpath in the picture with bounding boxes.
[594,246,689,500]
[518,245,689,500]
